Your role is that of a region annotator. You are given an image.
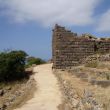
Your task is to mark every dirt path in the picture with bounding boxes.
[14,64,62,110]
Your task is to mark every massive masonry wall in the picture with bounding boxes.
[52,24,110,69]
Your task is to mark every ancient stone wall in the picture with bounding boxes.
[52,24,110,69]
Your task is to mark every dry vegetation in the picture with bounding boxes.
[0,79,36,110]
[55,60,110,110]
[0,68,36,110]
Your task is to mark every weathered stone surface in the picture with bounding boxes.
[52,24,110,69]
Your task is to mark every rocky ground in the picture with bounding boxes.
[14,64,62,110]
[0,64,62,110]
[54,55,110,110]
[0,62,110,110]
[54,62,110,110]
[0,70,36,110]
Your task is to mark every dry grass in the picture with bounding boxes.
[0,77,36,110]
[58,70,110,110]
[85,60,99,68]
[8,82,36,110]
[73,62,110,81]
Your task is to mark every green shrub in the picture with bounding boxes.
[85,61,98,68]
[0,50,28,82]
[26,57,46,67]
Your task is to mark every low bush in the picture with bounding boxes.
[26,57,46,67]
[85,61,98,68]
[0,50,28,82]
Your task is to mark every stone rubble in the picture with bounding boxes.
[0,76,36,110]
[54,70,104,110]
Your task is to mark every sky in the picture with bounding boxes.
[0,0,110,60]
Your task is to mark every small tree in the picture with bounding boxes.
[0,50,28,82]
[26,57,46,66]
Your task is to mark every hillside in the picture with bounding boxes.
[54,54,110,110]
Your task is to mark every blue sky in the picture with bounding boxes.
[0,0,110,60]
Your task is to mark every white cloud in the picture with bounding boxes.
[97,9,110,32]
[0,0,100,26]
